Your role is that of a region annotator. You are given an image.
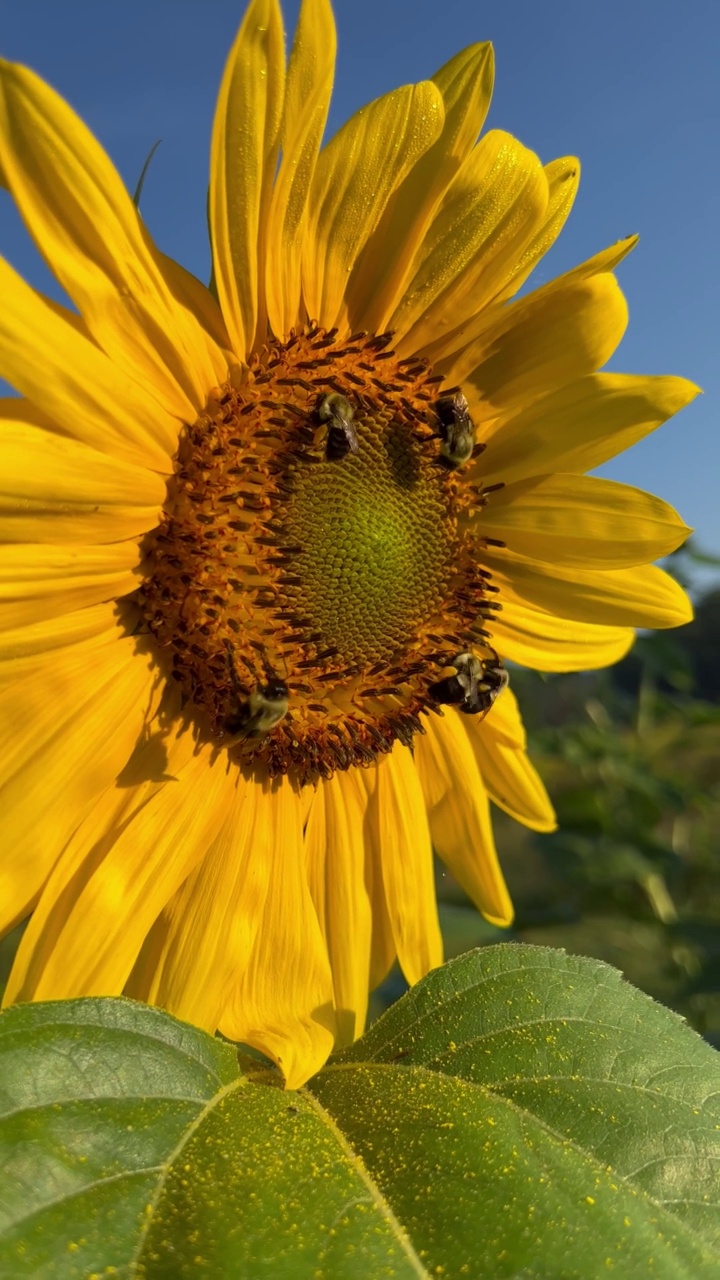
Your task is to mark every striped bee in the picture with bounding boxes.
[318,393,359,460]
[434,390,475,468]
[428,652,508,719]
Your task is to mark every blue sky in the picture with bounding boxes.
[1,0,718,575]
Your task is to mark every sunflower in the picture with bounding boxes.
[0,0,697,1088]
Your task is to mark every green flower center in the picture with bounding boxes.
[282,417,453,667]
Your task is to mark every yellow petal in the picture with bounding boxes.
[482,474,691,568]
[480,373,701,485]
[562,235,639,281]
[218,781,335,1089]
[370,744,443,986]
[122,911,173,1007]
[484,683,526,750]
[9,741,229,1006]
[427,239,635,372]
[132,774,269,1034]
[492,600,634,671]
[0,543,141,628]
[361,765,397,992]
[0,415,164,543]
[485,549,694,629]
[0,256,177,470]
[156,251,232,382]
[0,60,224,415]
[450,274,628,420]
[347,42,494,333]
[0,602,121,668]
[308,761,395,992]
[432,43,494,153]
[0,629,158,937]
[210,0,285,358]
[392,131,548,353]
[368,887,397,991]
[306,768,373,1047]
[302,80,444,332]
[5,704,192,1001]
[489,155,580,304]
[469,717,556,833]
[304,784,328,913]
[414,713,513,926]
[265,0,336,338]
[0,394,54,426]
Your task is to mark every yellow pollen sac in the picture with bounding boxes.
[139,326,503,784]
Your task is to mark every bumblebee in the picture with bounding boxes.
[318,393,359,460]
[223,642,289,741]
[428,652,508,718]
[434,390,475,468]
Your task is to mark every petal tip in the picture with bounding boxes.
[552,155,581,181]
[661,375,703,413]
[662,583,694,628]
[482,904,515,929]
[526,814,558,834]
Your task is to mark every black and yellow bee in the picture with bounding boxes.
[223,641,289,742]
[317,393,359,460]
[428,651,508,719]
[434,390,475,468]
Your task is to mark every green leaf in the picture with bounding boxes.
[329,946,720,1275]
[2,946,720,1278]
[0,997,417,1278]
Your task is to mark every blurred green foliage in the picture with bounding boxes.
[436,542,720,1045]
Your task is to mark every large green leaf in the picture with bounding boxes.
[0,999,411,1278]
[1,945,719,1278]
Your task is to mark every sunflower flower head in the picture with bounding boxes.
[0,0,698,1087]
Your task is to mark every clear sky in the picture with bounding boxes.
[1,1,718,573]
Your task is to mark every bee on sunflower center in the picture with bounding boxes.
[428,651,508,720]
[434,389,476,468]
[317,392,359,461]
[222,641,289,742]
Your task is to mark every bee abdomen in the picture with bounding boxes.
[326,427,354,461]
[427,674,466,706]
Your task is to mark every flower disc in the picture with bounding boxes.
[139,327,500,782]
